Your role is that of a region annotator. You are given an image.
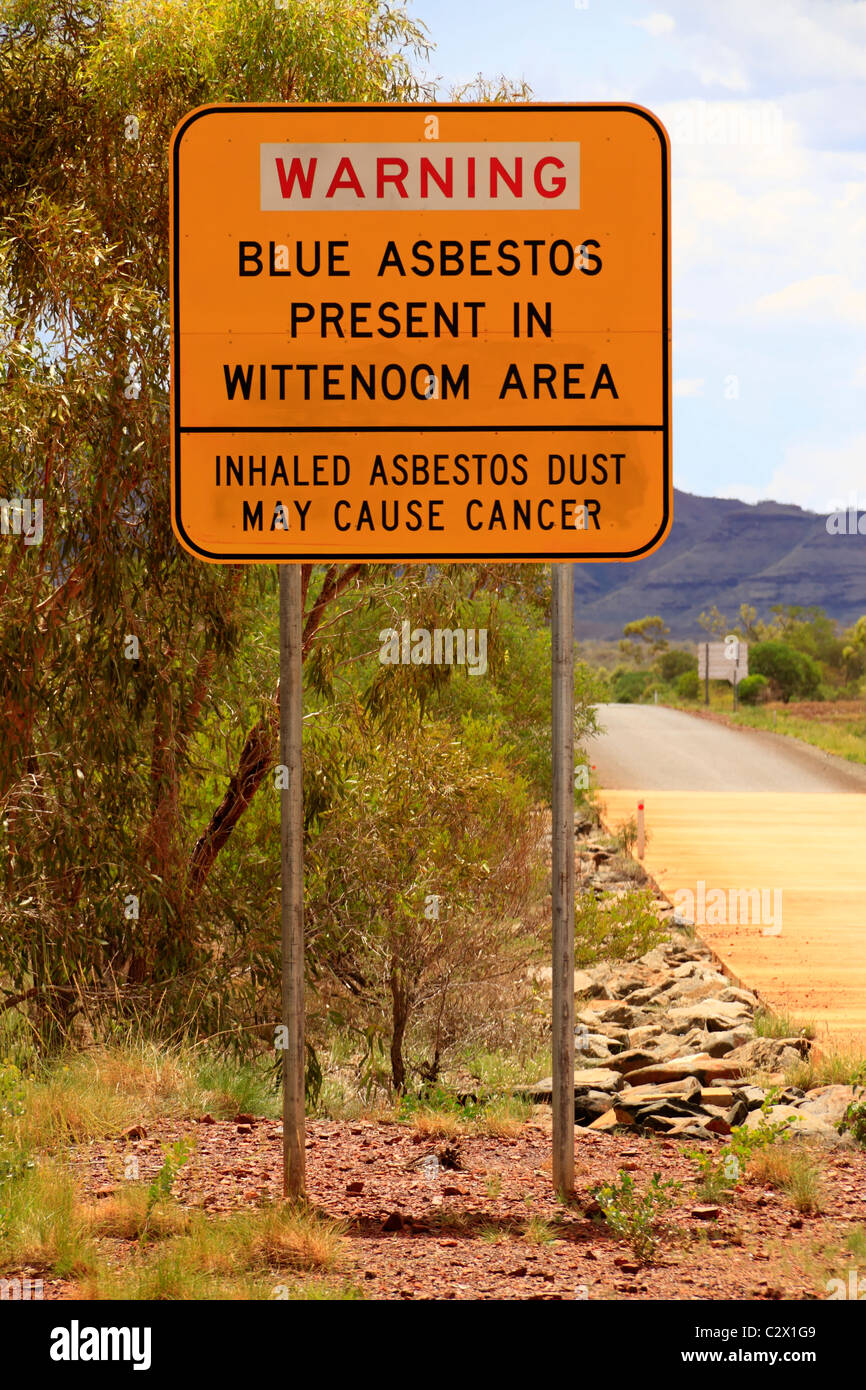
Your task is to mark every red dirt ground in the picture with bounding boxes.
[52,1114,866,1301]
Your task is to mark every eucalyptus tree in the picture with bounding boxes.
[0,0,433,1038]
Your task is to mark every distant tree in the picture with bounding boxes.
[657,648,696,682]
[750,642,821,703]
[842,616,866,682]
[698,605,729,638]
[737,674,769,706]
[619,615,670,664]
[675,670,701,701]
[611,669,651,703]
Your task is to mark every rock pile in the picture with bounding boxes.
[526,832,863,1145]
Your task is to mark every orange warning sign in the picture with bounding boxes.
[170,104,671,563]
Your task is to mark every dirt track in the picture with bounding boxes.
[589,706,866,1046]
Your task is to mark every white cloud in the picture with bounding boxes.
[632,12,676,37]
[673,377,705,397]
[753,274,866,326]
[717,434,866,513]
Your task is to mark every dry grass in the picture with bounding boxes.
[750,1145,825,1215]
[410,1108,465,1139]
[249,1204,347,1273]
[522,1215,557,1245]
[0,1159,96,1279]
[785,1047,866,1090]
[83,1186,189,1242]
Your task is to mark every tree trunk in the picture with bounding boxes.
[389,966,410,1093]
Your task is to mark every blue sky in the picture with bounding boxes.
[410,0,866,513]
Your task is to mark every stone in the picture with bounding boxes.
[797,1084,865,1125]
[580,1000,649,1028]
[523,1068,622,1101]
[587,1107,635,1131]
[659,1118,714,1140]
[574,1091,615,1124]
[725,1037,811,1072]
[617,1076,702,1107]
[574,1033,617,1062]
[605,968,653,999]
[740,1085,767,1110]
[668,999,752,1033]
[691,1205,721,1220]
[622,1054,745,1086]
[627,1025,666,1048]
[662,979,731,1006]
[607,1048,663,1077]
[575,1013,630,1043]
[743,1104,850,1146]
[695,1026,754,1058]
[532,966,602,997]
[719,985,760,1008]
[639,946,673,970]
[705,1115,731,1134]
[701,1087,736,1106]
[623,985,668,1007]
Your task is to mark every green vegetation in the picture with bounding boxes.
[737,673,769,705]
[573,889,664,969]
[0,0,619,1106]
[689,1095,793,1202]
[605,603,866,770]
[591,1170,680,1262]
[837,1099,866,1146]
[750,641,821,703]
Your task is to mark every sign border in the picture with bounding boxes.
[170,102,671,564]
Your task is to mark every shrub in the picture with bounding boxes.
[611,669,650,703]
[657,649,696,682]
[676,670,701,700]
[573,889,663,968]
[591,1170,680,1262]
[737,673,769,705]
[837,1099,866,1146]
[750,642,821,702]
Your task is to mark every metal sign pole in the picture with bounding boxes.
[279,564,305,1200]
[551,564,575,1196]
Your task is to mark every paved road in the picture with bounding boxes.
[588,705,866,1045]
[588,703,866,793]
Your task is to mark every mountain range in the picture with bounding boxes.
[572,490,866,640]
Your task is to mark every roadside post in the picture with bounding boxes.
[699,640,749,717]
[551,566,575,1194]
[170,103,671,1197]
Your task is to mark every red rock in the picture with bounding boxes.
[587,1107,635,1131]
[346,1181,364,1194]
[691,1205,721,1220]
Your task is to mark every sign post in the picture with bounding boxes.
[279,564,305,1199]
[170,102,671,1197]
[698,640,749,711]
[551,565,575,1195]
